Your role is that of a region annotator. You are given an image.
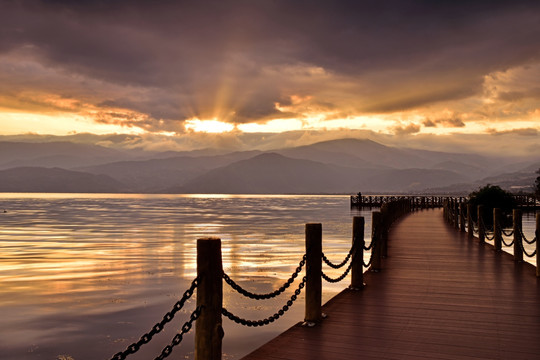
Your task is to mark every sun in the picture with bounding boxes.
[184,118,235,133]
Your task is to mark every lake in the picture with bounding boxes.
[0,194,373,360]
[0,194,536,360]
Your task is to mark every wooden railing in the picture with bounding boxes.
[110,199,413,360]
[443,198,539,277]
[350,195,448,208]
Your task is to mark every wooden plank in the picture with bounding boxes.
[241,209,540,360]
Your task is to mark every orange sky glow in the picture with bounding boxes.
[0,1,539,156]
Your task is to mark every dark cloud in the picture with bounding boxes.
[497,88,540,102]
[1,0,540,129]
[423,116,466,128]
[393,123,421,135]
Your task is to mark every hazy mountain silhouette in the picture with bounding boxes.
[0,138,537,194]
[78,151,262,192]
[168,153,366,194]
[0,141,132,169]
[0,167,125,193]
[427,163,540,194]
[167,153,470,194]
[358,168,469,193]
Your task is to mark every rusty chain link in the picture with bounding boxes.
[109,277,198,360]
[222,276,306,327]
[154,307,201,360]
[223,254,306,300]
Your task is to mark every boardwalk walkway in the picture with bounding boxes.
[242,208,540,360]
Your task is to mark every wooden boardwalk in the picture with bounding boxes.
[242,208,540,360]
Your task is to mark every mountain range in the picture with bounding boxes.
[0,138,537,194]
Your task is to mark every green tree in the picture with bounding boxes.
[468,184,516,226]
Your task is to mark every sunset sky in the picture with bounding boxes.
[1,0,539,156]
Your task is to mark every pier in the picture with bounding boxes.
[109,198,539,360]
[242,208,540,359]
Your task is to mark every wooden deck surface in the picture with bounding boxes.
[241,208,540,360]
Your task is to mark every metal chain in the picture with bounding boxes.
[501,235,515,247]
[109,277,199,360]
[479,216,495,239]
[363,251,374,268]
[154,307,201,360]
[518,225,537,245]
[501,228,514,237]
[223,254,306,300]
[322,258,354,283]
[322,241,355,269]
[222,276,306,327]
[516,233,537,258]
[363,240,374,251]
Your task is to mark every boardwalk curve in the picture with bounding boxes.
[242,208,540,360]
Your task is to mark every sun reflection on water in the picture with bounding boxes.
[0,194,371,359]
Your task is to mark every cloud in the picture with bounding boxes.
[423,116,466,128]
[0,0,540,134]
[393,123,422,135]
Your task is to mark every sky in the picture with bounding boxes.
[0,0,539,156]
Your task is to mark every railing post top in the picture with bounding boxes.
[353,216,365,224]
[197,237,221,248]
[197,237,221,242]
[306,223,322,230]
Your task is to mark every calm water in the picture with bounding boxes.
[0,194,373,360]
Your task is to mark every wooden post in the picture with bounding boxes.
[467,203,474,239]
[478,205,485,243]
[533,215,540,277]
[304,223,322,324]
[513,209,523,262]
[454,201,459,229]
[380,204,388,258]
[371,212,382,272]
[196,238,223,360]
[350,216,365,289]
[459,203,466,232]
[493,208,502,252]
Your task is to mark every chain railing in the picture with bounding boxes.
[322,258,354,283]
[222,276,306,327]
[501,234,515,247]
[443,201,539,277]
[154,307,201,360]
[109,277,199,360]
[502,228,514,237]
[223,254,306,300]
[517,223,537,258]
[109,199,414,360]
[322,248,353,269]
[479,216,495,241]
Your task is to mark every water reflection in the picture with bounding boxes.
[0,194,371,359]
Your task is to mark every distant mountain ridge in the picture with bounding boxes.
[0,138,538,194]
[0,141,133,169]
[0,167,124,193]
